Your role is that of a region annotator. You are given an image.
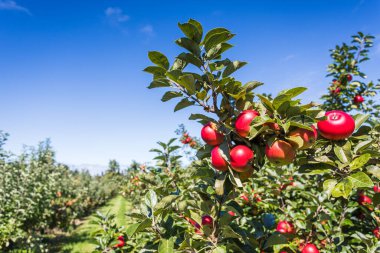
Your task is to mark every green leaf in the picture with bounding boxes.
[177,74,196,94]
[189,113,215,122]
[243,81,263,91]
[175,37,201,56]
[256,94,274,112]
[148,80,171,89]
[353,140,373,154]
[158,237,174,253]
[273,87,307,110]
[212,246,227,253]
[161,91,182,102]
[154,195,179,212]
[145,190,158,210]
[188,19,203,38]
[333,142,352,164]
[348,172,373,188]
[148,51,169,70]
[204,31,235,51]
[353,114,369,130]
[323,179,337,197]
[263,232,288,249]
[177,53,202,68]
[196,90,207,100]
[206,43,233,59]
[279,87,307,98]
[331,179,353,199]
[174,98,194,112]
[367,166,380,180]
[203,28,230,45]
[125,219,152,237]
[349,154,371,171]
[178,22,202,43]
[143,66,166,75]
[222,61,247,77]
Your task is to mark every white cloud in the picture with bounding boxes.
[140,24,154,37]
[0,0,31,15]
[105,7,129,24]
[281,54,295,62]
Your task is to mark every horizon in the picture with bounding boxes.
[1,0,380,173]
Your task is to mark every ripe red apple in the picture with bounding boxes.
[288,126,317,149]
[201,215,213,226]
[228,211,236,216]
[353,94,364,104]
[265,122,281,131]
[240,194,249,204]
[374,185,380,193]
[331,87,340,94]
[185,217,201,229]
[201,122,224,146]
[317,110,355,140]
[230,145,254,172]
[211,146,228,172]
[373,227,380,239]
[235,110,260,137]
[265,140,296,165]
[301,244,319,253]
[116,241,125,248]
[358,194,372,205]
[346,74,352,82]
[117,235,124,241]
[239,166,254,180]
[276,220,295,234]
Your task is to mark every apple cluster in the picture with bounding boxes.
[330,74,364,104]
[201,109,356,179]
[180,132,197,147]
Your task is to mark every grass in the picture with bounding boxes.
[49,195,131,253]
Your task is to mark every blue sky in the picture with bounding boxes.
[1,0,380,172]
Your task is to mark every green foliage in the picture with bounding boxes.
[137,19,380,252]
[322,32,380,118]
[0,139,121,251]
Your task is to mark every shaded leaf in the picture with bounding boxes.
[148,51,169,70]
[174,98,195,112]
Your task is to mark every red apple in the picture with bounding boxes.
[228,211,236,216]
[346,74,352,82]
[358,194,372,205]
[201,122,224,146]
[373,227,380,239]
[288,126,317,149]
[317,110,355,140]
[235,110,260,137]
[240,194,249,204]
[301,244,319,253]
[353,94,364,104]
[331,87,340,94]
[265,140,296,165]
[230,145,254,172]
[374,185,380,193]
[265,122,281,131]
[211,146,228,172]
[115,240,125,248]
[201,215,213,226]
[276,220,295,234]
